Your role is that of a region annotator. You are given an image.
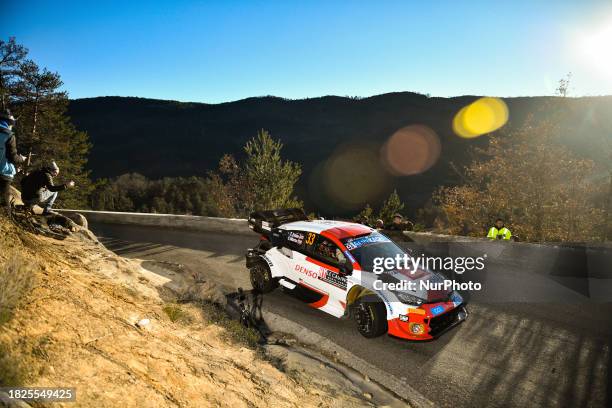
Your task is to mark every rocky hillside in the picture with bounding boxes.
[0,214,384,407]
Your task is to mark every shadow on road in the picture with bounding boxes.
[91,222,251,263]
[453,303,610,407]
[99,237,177,257]
[92,222,611,407]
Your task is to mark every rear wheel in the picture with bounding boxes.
[353,296,388,338]
[249,263,277,294]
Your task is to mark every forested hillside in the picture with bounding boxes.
[68,93,612,216]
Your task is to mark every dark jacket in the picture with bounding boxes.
[1,129,22,164]
[20,167,67,200]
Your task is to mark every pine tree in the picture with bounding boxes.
[355,203,373,225]
[0,38,27,109]
[242,129,302,213]
[378,189,404,225]
[12,59,92,207]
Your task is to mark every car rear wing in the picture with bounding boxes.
[248,208,308,236]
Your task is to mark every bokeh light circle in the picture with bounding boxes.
[309,144,389,213]
[453,97,509,138]
[381,125,441,176]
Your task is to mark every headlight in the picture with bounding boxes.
[396,292,424,305]
[409,323,425,335]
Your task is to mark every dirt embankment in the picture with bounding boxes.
[0,216,375,408]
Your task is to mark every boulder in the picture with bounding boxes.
[64,212,88,229]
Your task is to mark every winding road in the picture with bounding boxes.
[90,222,612,408]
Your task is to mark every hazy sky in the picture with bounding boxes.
[4,0,612,103]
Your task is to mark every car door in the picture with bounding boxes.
[284,230,320,285]
[296,234,348,317]
[269,229,313,282]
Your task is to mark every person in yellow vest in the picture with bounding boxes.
[487,218,512,240]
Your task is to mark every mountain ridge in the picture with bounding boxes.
[67,92,612,215]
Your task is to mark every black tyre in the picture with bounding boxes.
[353,296,388,338]
[249,262,277,294]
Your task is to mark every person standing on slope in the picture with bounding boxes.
[0,109,26,213]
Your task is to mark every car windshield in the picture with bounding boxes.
[342,232,408,272]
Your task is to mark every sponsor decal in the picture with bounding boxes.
[430,305,445,316]
[295,264,320,279]
[345,234,390,251]
[343,250,356,264]
[288,231,304,245]
[261,221,271,231]
[295,264,347,290]
[262,255,274,268]
[318,269,347,290]
[450,292,463,307]
[378,291,391,310]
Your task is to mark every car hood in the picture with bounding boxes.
[371,268,451,302]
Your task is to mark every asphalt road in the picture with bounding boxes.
[90,222,612,408]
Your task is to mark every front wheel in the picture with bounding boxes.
[249,263,277,294]
[353,296,388,338]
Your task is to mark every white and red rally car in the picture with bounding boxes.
[246,208,468,340]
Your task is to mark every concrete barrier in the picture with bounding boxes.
[58,209,251,235]
[401,231,612,302]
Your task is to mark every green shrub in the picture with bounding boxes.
[413,223,426,232]
[162,303,193,324]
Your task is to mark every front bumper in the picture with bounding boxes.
[387,305,468,340]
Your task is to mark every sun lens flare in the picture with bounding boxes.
[381,125,441,176]
[314,145,389,212]
[579,22,612,79]
[453,97,509,138]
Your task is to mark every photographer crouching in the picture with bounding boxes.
[20,161,75,215]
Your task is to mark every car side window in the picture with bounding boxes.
[285,230,317,253]
[312,235,344,266]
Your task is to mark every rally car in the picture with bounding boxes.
[245,208,468,340]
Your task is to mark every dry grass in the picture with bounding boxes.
[0,249,38,386]
[0,343,31,386]
[0,252,37,325]
[0,214,373,407]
